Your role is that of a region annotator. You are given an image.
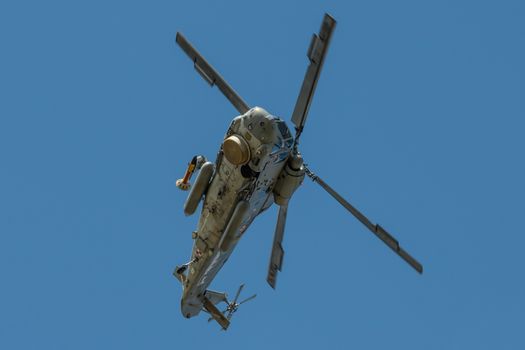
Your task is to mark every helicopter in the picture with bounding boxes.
[173,13,423,330]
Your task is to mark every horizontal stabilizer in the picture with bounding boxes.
[203,297,230,330]
[204,290,228,306]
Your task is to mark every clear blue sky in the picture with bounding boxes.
[1,0,524,349]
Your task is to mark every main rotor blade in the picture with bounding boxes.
[304,167,423,274]
[175,32,250,115]
[267,203,288,289]
[291,14,336,139]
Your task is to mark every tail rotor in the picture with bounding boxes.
[207,284,257,325]
[225,284,257,320]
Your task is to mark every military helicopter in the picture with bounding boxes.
[173,13,423,330]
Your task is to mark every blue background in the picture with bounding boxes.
[1,1,524,349]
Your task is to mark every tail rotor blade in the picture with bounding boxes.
[226,311,235,321]
[232,284,244,305]
[239,294,257,305]
[267,203,288,289]
[304,166,423,274]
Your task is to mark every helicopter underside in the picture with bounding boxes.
[174,13,423,330]
[178,138,290,319]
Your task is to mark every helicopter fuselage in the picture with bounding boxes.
[174,13,423,329]
[178,107,298,319]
